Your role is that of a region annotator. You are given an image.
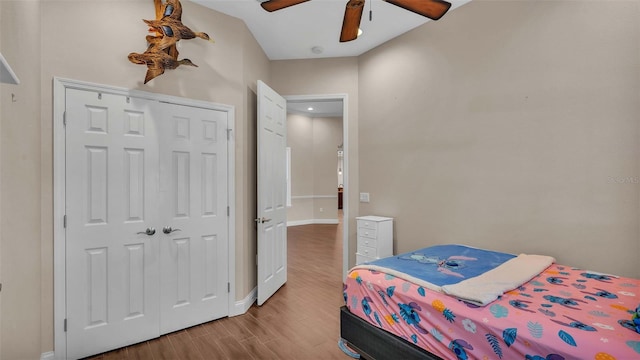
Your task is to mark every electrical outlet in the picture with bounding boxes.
[319,207,324,212]
[359,192,370,203]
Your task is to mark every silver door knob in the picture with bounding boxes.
[137,227,156,236]
[254,217,272,224]
[162,226,181,234]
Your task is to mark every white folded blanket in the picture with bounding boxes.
[441,253,555,306]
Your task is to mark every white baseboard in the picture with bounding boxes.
[230,287,256,317]
[287,219,339,227]
[41,351,55,360]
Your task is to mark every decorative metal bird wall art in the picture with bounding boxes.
[128,0,213,84]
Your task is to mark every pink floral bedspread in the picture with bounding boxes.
[344,263,640,360]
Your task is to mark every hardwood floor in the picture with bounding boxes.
[87,222,350,360]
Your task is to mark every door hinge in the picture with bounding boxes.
[64,319,67,332]
[227,282,230,293]
[63,111,66,126]
[63,215,67,228]
[226,129,232,140]
[227,206,230,217]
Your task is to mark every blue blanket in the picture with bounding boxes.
[366,244,515,287]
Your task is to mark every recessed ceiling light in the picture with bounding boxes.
[308,107,314,111]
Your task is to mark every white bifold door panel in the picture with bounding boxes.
[256,80,287,306]
[64,88,229,359]
[157,102,229,335]
[65,89,161,358]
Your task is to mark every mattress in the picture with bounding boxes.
[343,245,640,360]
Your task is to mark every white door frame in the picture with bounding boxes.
[52,77,236,359]
[283,94,350,280]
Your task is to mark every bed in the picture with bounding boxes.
[340,244,640,360]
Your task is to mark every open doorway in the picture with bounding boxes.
[285,94,349,279]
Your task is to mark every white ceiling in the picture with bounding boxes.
[193,0,471,61]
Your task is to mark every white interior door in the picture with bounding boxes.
[65,87,230,358]
[257,80,287,306]
[157,102,229,334]
[65,89,160,359]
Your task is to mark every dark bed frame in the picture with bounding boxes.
[340,306,444,360]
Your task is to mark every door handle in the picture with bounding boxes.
[137,227,156,236]
[162,226,182,234]
[254,217,272,224]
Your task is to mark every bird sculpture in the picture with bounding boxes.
[143,18,212,51]
[144,0,213,51]
[128,49,197,84]
[128,34,197,84]
[128,0,212,84]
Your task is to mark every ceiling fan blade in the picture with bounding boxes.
[260,0,310,12]
[340,0,365,42]
[384,0,451,20]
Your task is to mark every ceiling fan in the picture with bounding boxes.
[260,0,452,42]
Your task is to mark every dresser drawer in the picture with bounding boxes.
[356,253,376,265]
[357,236,377,248]
[357,227,377,239]
[357,219,378,230]
[356,244,377,259]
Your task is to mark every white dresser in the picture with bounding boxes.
[355,216,393,264]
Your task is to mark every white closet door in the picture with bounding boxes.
[64,88,230,358]
[157,102,229,334]
[65,89,160,359]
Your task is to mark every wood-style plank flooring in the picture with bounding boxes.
[87,221,350,359]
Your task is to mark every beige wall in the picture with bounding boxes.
[313,117,343,195]
[1,2,43,359]
[1,0,268,357]
[287,114,343,223]
[312,116,343,220]
[287,113,315,222]
[358,0,640,278]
